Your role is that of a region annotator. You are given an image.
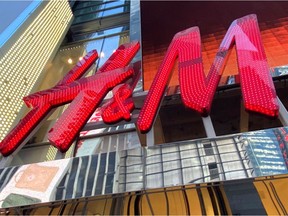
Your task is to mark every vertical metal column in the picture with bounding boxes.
[202,116,216,138]
[278,97,288,126]
[0,156,13,169]
[54,150,66,160]
[146,127,155,147]
[240,100,249,132]
[232,137,250,178]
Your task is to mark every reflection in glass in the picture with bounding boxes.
[73,4,127,24]
[12,174,288,215]
[242,128,288,176]
[72,26,127,42]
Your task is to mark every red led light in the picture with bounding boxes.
[0,50,98,156]
[48,42,140,152]
[23,50,99,108]
[101,58,142,124]
[137,14,279,133]
[0,42,140,156]
[101,84,134,123]
[58,50,98,86]
[0,104,51,156]
[98,41,140,74]
[47,67,134,152]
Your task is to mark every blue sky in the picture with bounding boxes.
[0,1,32,34]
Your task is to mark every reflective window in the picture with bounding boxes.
[96,35,121,68]
[75,0,125,9]
[74,0,126,16]
[37,39,103,90]
[9,30,130,165]
[73,5,127,24]
[74,4,106,16]
[73,0,124,10]
[103,5,125,16]
[72,26,128,42]
[105,0,126,9]
[118,137,254,192]
[76,124,141,157]
[7,175,288,215]
[9,144,73,167]
[39,34,124,90]
[73,0,106,10]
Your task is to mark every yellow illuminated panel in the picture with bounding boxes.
[0,1,72,140]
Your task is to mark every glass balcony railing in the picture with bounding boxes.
[1,126,288,209]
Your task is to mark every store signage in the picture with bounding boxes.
[0,42,140,156]
[137,14,279,132]
[0,14,279,156]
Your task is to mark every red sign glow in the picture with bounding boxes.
[137,14,279,133]
[0,42,140,156]
[0,14,281,156]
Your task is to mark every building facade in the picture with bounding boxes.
[0,0,73,143]
[0,0,288,215]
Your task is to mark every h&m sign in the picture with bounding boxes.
[0,14,279,156]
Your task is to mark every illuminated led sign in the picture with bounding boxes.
[137,14,279,132]
[0,14,280,156]
[0,42,140,156]
[101,83,135,123]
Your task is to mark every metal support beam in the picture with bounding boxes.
[54,150,65,160]
[154,116,165,144]
[146,126,155,147]
[0,156,14,168]
[240,100,249,132]
[278,96,288,126]
[202,116,216,138]
[135,123,146,147]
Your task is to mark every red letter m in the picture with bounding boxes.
[137,14,279,132]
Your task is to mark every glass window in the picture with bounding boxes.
[73,0,106,10]
[39,32,126,93]
[37,39,103,91]
[146,163,162,175]
[10,145,58,166]
[73,5,128,24]
[146,154,161,164]
[102,6,125,17]
[183,167,203,183]
[159,104,206,142]
[105,0,126,9]
[76,130,141,157]
[74,0,126,11]
[72,26,128,42]
[74,4,106,16]
[74,0,126,16]
[73,12,103,24]
[8,177,284,215]
[164,170,182,186]
[96,35,122,68]
[181,157,201,167]
[146,173,163,188]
